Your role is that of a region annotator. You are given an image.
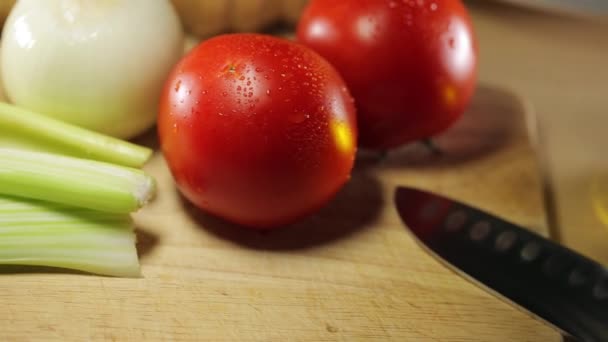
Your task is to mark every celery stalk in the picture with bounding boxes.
[0,101,152,168]
[0,196,140,277]
[0,148,155,213]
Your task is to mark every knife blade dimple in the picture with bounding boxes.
[445,210,468,232]
[593,277,608,300]
[521,241,542,262]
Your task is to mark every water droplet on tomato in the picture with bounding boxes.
[288,112,310,124]
[266,89,271,96]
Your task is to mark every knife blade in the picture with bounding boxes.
[394,186,607,342]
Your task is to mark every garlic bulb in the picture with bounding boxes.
[1,0,184,138]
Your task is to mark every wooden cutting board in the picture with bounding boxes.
[0,86,561,341]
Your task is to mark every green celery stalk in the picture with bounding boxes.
[0,101,152,168]
[0,195,140,277]
[0,148,156,213]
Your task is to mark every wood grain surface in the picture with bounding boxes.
[0,86,560,341]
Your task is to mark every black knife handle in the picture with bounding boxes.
[431,203,608,341]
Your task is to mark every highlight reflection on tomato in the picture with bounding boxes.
[297,0,478,149]
[158,34,357,229]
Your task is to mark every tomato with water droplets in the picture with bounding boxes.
[158,34,357,229]
[297,0,478,149]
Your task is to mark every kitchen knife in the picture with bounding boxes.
[394,186,607,342]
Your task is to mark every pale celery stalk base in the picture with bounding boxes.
[0,148,156,213]
[0,196,140,277]
[0,101,152,168]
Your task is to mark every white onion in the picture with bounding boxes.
[1,0,184,138]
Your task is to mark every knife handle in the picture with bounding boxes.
[436,204,608,342]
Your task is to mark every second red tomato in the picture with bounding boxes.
[297,0,478,149]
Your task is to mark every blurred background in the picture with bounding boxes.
[463,0,608,266]
[0,0,606,263]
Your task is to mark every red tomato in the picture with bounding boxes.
[158,34,357,229]
[297,0,478,149]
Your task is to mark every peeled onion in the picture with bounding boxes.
[1,0,184,138]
